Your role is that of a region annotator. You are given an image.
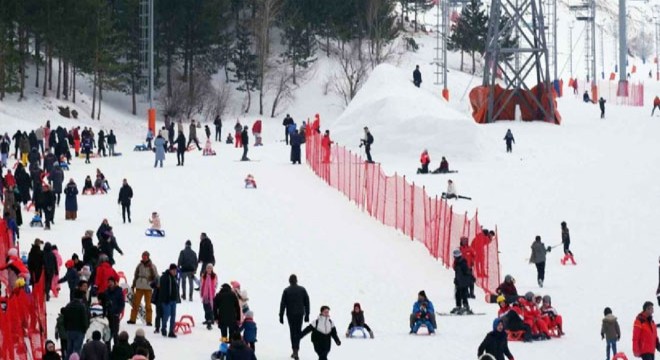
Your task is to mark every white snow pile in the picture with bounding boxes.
[329,63,483,163]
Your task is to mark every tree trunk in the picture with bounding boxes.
[42,44,48,97]
[18,28,25,100]
[91,70,97,119]
[188,54,194,99]
[56,57,61,99]
[48,49,52,90]
[183,49,189,82]
[245,82,251,113]
[292,62,297,85]
[35,35,40,88]
[166,50,172,97]
[72,66,76,103]
[460,50,464,72]
[63,60,69,100]
[131,72,137,115]
[0,42,5,100]
[414,3,418,32]
[97,72,102,120]
[326,35,330,56]
[471,51,476,74]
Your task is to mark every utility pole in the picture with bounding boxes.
[619,0,627,91]
[434,0,441,85]
[600,24,604,79]
[569,22,574,77]
[655,10,660,80]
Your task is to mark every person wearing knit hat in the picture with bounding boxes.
[131,328,156,360]
[409,290,437,331]
[128,251,158,326]
[158,264,181,337]
[110,331,133,360]
[478,318,514,360]
[44,339,61,360]
[239,310,258,350]
[177,240,198,301]
[231,280,250,315]
[452,248,473,315]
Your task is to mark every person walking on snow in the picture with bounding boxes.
[198,233,215,277]
[177,240,198,301]
[290,130,303,164]
[200,264,218,330]
[153,134,165,168]
[187,119,201,150]
[300,306,341,360]
[204,125,211,140]
[214,283,241,342]
[602,307,621,360]
[234,121,243,148]
[529,235,548,288]
[413,65,422,88]
[214,115,222,142]
[118,179,133,223]
[321,130,333,163]
[175,131,186,166]
[241,125,250,161]
[599,97,606,118]
[560,221,576,265]
[477,318,514,360]
[283,114,294,145]
[128,251,157,326]
[107,130,117,157]
[360,127,374,163]
[504,129,515,153]
[279,274,310,360]
[159,264,181,338]
[252,120,262,146]
[632,301,660,360]
[653,96,660,116]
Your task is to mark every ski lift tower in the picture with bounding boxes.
[139,0,155,132]
[482,0,555,122]
[570,0,596,82]
[433,0,471,100]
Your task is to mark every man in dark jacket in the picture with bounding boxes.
[80,330,109,360]
[283,114,294,145]
[214,283,241,341]
[64,290,90,355]
[187,120,202,150]
[106,130,117,156]
[240,125,249,161]
[177,240,198,300]
[451,249,472,314]
[175,131,186,166]
[478,318,514,360]
[279,274,310,360]
[27,238,44,285]
[198,233,215,276]
[97,130,106,157]
[213,115,223,142]
[159,264,180,337]
[117,179,133,223]
[413,65,422,87]
[43,149,57,173]
[43,242,58,300]
[42,184,56,230]
[290,130,302,164]
[47,164,64,206]
[103,277,125,347]
[360,127,374,163]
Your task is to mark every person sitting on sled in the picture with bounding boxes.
[346,303,374,338]
[96,169,110,190]
[226,133,234,144]
[498,297,533,342]
[417,149,430,174]
[539,295,564,336]
[82,175,94,194]
[245,174,257,189]
[432,156,450,174]
[411,302,435,334]
[148,212,164,236]
[93,175,107,194]
[409,290,437,332]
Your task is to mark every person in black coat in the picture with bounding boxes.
[97,219,112,243]
[175,131,186,166]
[63,292,90,355]
[478,318,514,360]
[413,65,422,87]
[43,242,58,300]
[213,115,223,142]
[117,179,133,223]
[59,261,80,301]
[279,274,310,360]
[158,264,181,337]
[282,114,294,145]
[12,130,22,159]
[97,130,106,157]
[300,306,341,360]
[27,239,44,285]
[451,249,472,314]
[198,233,215,276]
[213,283,241,340]
[360,127,374,163]
[43,150,57,173]
[42,184,56,229]
[99,234,123,265]
[241,126,249,161]
[48,164,64,205]
[102,277,125,347]
[290,130,302,164]
[226,332,257,360]
[64,179,78,220]
[15,163,31,204]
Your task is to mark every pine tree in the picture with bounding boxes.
[448,0,487,73]
[280,2,317,85]
[230,25,258,113]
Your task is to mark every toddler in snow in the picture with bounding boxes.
[244,174,257,189]
[601,307,621,360]
[239,310,258,351]
[346,302,374,338]
[85,304,112,345]
[148,212,164,236]
[411,302,435,334]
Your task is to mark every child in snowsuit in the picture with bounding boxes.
[601,307,621,360]
[539,295,563,336]
[226,133,234,144]
[245,174,257,189]
[239,310,258,351]
[411,302,435,334]
[300,306,341,360]
[346,303,374,338]
[148,212,164,236]
[58,259,80,301]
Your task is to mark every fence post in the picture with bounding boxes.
[394,172,399,230]
[410,182,415,241]
[402,175,406,234]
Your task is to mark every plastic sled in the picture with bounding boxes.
[506,330,525,341]
[29,216,43,228]
[112,152,123,157]
[58,162,70,170]
[612,353,629,360]
[211,342,230,360]
[145,229,166,237]
[82,188,96,195]
[78,153,99,159]
[348,326,369,338]
[203,149,216,156]
[410,322,434,335]
[174,315,195,335]
[134,144,149,151]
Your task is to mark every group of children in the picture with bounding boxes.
[496,292,563,342]
[82,169,110,195]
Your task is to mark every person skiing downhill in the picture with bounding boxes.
[560,222,576,265]
[360,127,374,163]
[504,129,515,153]
[451,248,473,315]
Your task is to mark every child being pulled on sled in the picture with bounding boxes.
[244,174,257,189]
[346,302,374,338]
[148,212,164,236]
[411,302,435,334]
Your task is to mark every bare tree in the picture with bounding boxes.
[159,70,213,121]
[269,66,295,118]
[332,42,370,106]
[204,82,232,121]
[255,0,282,115]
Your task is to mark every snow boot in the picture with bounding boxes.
[450,307,461,314]
[206,324,212,330]
[369,330,374,339]
[345,330,350,338]
[462,308,474,315]
[538,279,543,288]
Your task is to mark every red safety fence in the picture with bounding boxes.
[0,219,47,360]
[306,129,501,296]
[569,78,644,107]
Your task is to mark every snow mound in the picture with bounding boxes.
[329,64,482,163]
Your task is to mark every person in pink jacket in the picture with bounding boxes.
[51,245,63,298]
[201,263,218,330]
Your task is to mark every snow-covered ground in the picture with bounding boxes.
[2,12,660,359]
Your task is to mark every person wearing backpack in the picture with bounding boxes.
[359,127,374,164]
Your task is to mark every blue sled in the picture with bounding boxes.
[348,326,369,338]
[210,342,230,360]
[145,229,166,237]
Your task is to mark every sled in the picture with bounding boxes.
[58,162,70,171]
[29,215,43,228]
[133,144,149,151]
[347,326,370,338]
[145,229,166,237]
[210,343,230,360]
[203,149,216,156]
[436,311,486,316]
[612,353,629,360]
[410,322,435,335]
[174,315,195,335]
[112,152,123,157]
[506,330,525,341]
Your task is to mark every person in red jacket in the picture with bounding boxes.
[539,295,564,336]
[94,254,119,296]
[471,229,492,278]
[0,247,29,292]
[4,169,16,188]
[417,149,430,174]
[633,301,660,360]
[321,130,333,163]
[252,120,263,146]
[653,96,660,116]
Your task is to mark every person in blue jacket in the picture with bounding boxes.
[240,310,258,351]
[82,136,93,164]
[503,129,515,153]
[409,290,436,331]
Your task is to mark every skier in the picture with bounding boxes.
[529,235,547,287]
[560,221,576,265]
[413,65,422,88]
[118,178,133,223]
[601,307,621,360]
[241,125,250,161]
[279,274,310,360]
[214,115,223,142]
[451,248,473,314]
[200,264,218,330]
[432,156,449,174]
[283,114,294,145]
[653,96,660,116]
[409,291,437,331]
[360,127,374,163]
[417,149,430,174]
[178,240,198,301]
[459,236,477,298]
[128,251,157,326]
[504,129,515,153]
[187,119,202,150]
[321,130,332,163]
[477,318,514,360]
[175,130,186,166]
[214,283,241,342]
[346,303,374,338]
[632,301,659,360]
[300,306,342,359]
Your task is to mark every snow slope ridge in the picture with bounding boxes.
[329,64,484,165]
